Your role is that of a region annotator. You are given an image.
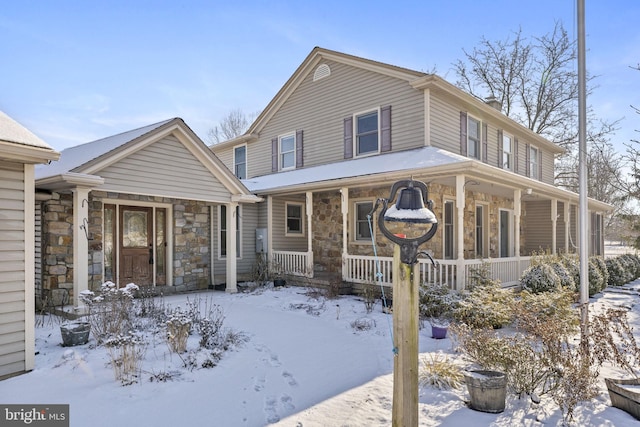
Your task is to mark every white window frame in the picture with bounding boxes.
[467,115,481,160]
[529,145,539,180]
[502,132,513,170]
[475,203,489,258]
[354,108,380,157]
[443,199,456,260]
[279,133,296,170]
[285,202,304,236]
[352,199,374,244]
[218,205,242,259]
[498,208,514,258]
[233,144,247,179]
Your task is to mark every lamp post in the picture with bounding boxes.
[371,179,438,427]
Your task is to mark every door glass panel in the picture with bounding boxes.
[104,205,115,281]
[123,210,148,248]
[156,208,166,283]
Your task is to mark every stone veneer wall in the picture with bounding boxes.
[310,183,525,275]
[41,190,212,302]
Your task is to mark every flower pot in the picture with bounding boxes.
[464,370,507,413]
[430,324,448,339]
[60,321,90,347]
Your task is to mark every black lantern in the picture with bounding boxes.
[371,179,438,265]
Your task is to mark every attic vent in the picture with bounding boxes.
[313,64,331,81]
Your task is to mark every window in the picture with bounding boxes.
[356,110,379,156]
[280,134,295,170]
[444,200,455,259]
[354,201,374,241]
[475,204,488,258]
[468,117,481,159]
[502,133,512,170]
[234,145,246,179]
[220,205,241,258]
[286,202,303,235]
[529,145,539,179]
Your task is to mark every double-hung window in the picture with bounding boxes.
[529,145,539,179]
[234,145,246,179]
[280,134,295,170]
[468,117,481,160]
[354,201,374,241]
[356,110,379,156]
[286,202,303,235]
[502,133,512,170]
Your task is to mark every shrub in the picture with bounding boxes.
[588,258,605,296]
[520,263,561,294]
[560,254,580,291]
[453,281,513,329]
[80,281,139,344]
[591,256,609,290]
[166,308,191,354]
[550,262,575,290]
[605,257,626,287]
[105,332,145,385]
[419,282,459,322]
[419,353,463,390]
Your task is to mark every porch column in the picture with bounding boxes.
[341,187,349,281]
[72,187,90,308]
[306,191,313,276]
[551,199,558,254]
[514,189,521,257]
[564,202,570,252]
[226,201,238,293]
[455,175,465,290]
[267,196,273,257]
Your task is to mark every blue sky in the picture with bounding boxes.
[2,0,639,151]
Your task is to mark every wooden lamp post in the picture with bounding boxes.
[371,179,438,427]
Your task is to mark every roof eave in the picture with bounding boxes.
[36,172,105,191]
[0,140,60,164]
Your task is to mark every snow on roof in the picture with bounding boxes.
[242,146,468,192]
[35,118,175,180]
[0,110,53,150]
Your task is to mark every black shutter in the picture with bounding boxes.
[344,117,353,159]
[460,111,467,156]
[271,137,278,172]
[380,105,392,152]
[525,143,531,177]
[482,123,488,163]
[296,130,304,168]
[497,129,504,168]
[514,137,519,173]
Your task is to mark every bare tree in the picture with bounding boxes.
[208,109,258,144]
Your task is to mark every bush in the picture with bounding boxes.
[560,254,580,291]
[591,256,609,290]
[520,263,561,294]
[550,262,575,290]
[419,282,459,322]
[605,257,626,287]
[588,258,605,296]
[453,280,513,329]
[419,353,463,390]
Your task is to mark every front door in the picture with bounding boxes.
[120,206,153,286]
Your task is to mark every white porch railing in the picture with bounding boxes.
[343,254,532,289]
[272,250,313,277]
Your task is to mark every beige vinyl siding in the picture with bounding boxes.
[215,147,234,174]
[429,93,462,153]
[271,197,308,252]
[99,136,232,202]
[523,200,553,254]
[248,59,424,178]
[0,161,26,377]
[556,201,567,253]
[541,150,555,185]
[212,204,259,279]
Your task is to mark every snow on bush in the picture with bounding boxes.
[520,263,561,294]
[605,257,626,287]
[588,258,605,296]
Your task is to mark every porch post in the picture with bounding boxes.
[226,201,238,293]
[551,199,558,254]
[341,187,349,281]
[306,191,313,276]
[564,202,570,253]
[514,189,521,258]
[455,175,465,290]
[72,187,90,308]
[267,196,273,258]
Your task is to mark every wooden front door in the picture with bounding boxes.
[120,206,153,286]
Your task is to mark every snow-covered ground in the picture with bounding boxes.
[1,280,639,427]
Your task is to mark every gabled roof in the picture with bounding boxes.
[35,118,174,179]
[36,118,258,202]
[0,110,59,163]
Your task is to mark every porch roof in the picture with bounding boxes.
[243,146,469,192]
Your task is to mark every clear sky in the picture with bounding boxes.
[1,0,639,152]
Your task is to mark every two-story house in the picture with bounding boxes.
[211,47,611,290]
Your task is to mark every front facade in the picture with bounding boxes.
[0,111,59,379]
[211,47,610,290]
[35,118,260,308]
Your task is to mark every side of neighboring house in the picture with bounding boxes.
[35,118,261,309]
[0,111,59,379]
[211,47,609,290]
